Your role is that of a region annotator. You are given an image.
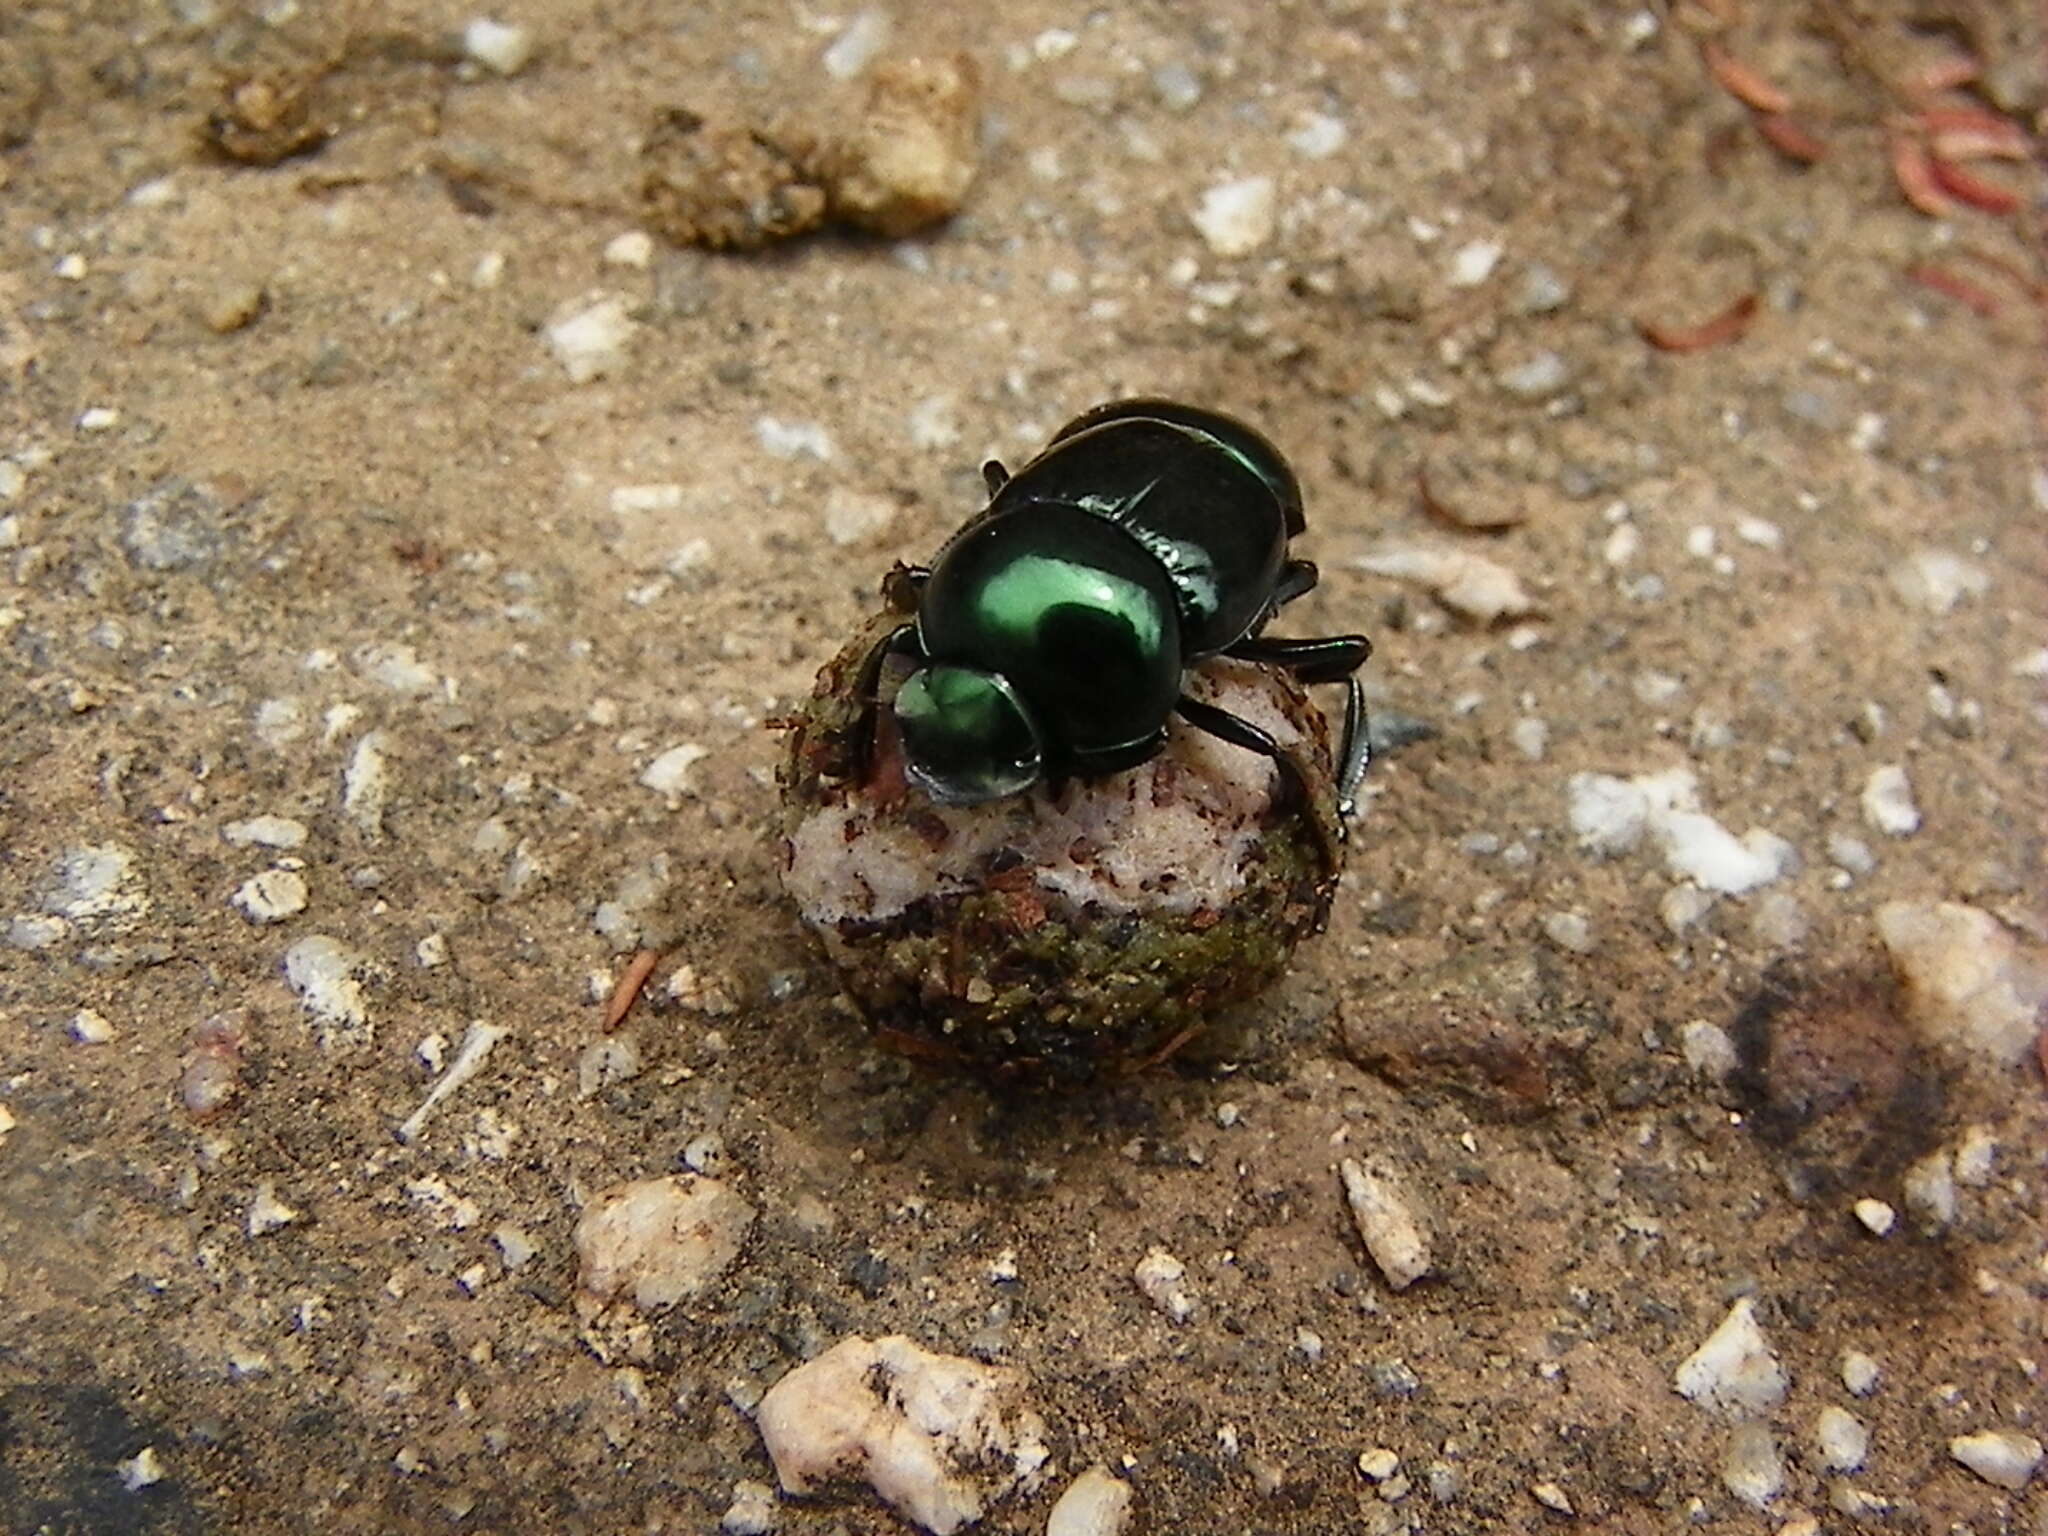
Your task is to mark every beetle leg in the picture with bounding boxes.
[1218,633,1375,818]
[849,621,924,781]
[1172,694,1344,869]
[982,459,1011,497]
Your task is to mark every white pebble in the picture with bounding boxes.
[222,815,308,849]
[1839,1349,1881,1396]
[70,1009,115,1044]
[1852,1198,1895,1236]
[233,869,309,924]
[1358,1448,1401,1481]
[247,1180,300,1236]
[1815,1406,1868,1473]
[755,1336,1049,1532]
[462,17,534,75]
[574,1175,755,1311]
[78,406,121,432]
[1542,911,1593,953]
[1679,1019,1736,1080]
[1876,899,2047,1067]
[1510,717,1548,761]
[1660,883,1715,937]
[1948,1430,2042,1491]
[545,292,638,383]
[1496,351,1570,400]
[1860,765,1919,836]
[1191,176,1276,258]
[341,731,391,838]
[639,743,708,798]
[1133,1248,1197,1323]
[1888,547,1988,615]
[117,1446,166,1491]
[1531,1481,1572,1514]
[1355,543,1535,624]
[822,8,891,80]
[756,416,835,461]
[1951,1125,1995,1186]
[1287,111,1347,159]
[1046,1465,1134,1536]
[1826,832,1875,876]
[1447,239,1503,288]
[1721,1421,1783,1509]
[1735,516,1782,549]
[1901,1150,1956,1229]
[1339,1157,1433,1291]
[720,1479,779,1535]
[602,230,655,269]
[1675,1298,1786,1416]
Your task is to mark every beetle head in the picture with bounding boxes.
[892,664,1044,804]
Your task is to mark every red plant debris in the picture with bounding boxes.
[1638,292,1761,353]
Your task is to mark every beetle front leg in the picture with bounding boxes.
[1172,694,1345,875]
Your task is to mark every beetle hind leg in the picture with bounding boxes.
[1172,694,1344,871]
[1222,632,1374,818]
[848,620,925,783]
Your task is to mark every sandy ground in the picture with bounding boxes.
[1,1,2044,1532]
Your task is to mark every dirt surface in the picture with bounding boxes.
[1,2,2043,1532]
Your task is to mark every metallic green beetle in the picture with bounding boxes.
[856,399,1371,818]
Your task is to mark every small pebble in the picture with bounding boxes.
[1531,1481,1573,1514]
[574,1175,755,1311]
[1046,1465,1133,1536]
[1191,176,1275,258]
[1876,899,2047,1067]
[70,1008,114,1044]
[200,280,267,333]
[1133,1248,1196,1323]
[233,869,308,924]
[1825,832,1875,877]
[78,407,120,432]
[1496,351,1570,400]
[1675,1298,1786,1416]
[1542,911,1593,953]
[639,743,707,798]
[1339,1157,1433,1291]
[1358,1448,1401,1481]
[822,8,890,80]
[1888,547,1987,615]
[602,230,655,269]
[1839,1349,1881,1397]
[1447,239,1502,288]
[719,1478,778,1535]
[1951,1125,1995,1186]
[1815,1406,1868,1473]
[117,1446,165,1491]
[1512,263,1571,314]
[247,1180,300,1236]
[1722,1421,1784,1509]
[222,815,308,850]
[1511,717,1549,760]
[544,292,638,383]
[1679,1019,1736,1080]
[1852,1198,1895,1236]
[1948,1430,2042,1491]
[462,16,534,76]
[1860,765,1920,836]
[1901,1150,1956,1229]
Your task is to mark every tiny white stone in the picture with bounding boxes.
[1815,1406,1868,1473]
[756,416,835,461]
[222,815,308,849]
[545,292,638,383]
[79,406,121,432]
[1675,1298,1786,1416]
[282,934,372,1047]
[1511,717,1548,761]
[1735,516,1782,549]
[602,229,655,268]
[494,1224,537,1270]
[1191,176,1276,259]
[640,743,708,798]
[1860,765,1919,836]
[1852,1198,1895,1235]
[1888,547,1988,615]
[1287,111,1347,158]
[1839,1349,1881,1396]
[1133,1247,1196,1323]
[1951,1125,1995,1187]
[117,1445,166,1491]
[1603,522,1641,567]
[1447,239,1503,288]
[233,869,309,924]
[1358,1448,1401,1481]
[1531,1481,1572,1513]
[1496,351,1569,400]
[341,732,391,838]
[1542,911,1594,953]
[55,252,87,280]
[1679,1019,1737,1080]
[575,1175,754,1311]
[1948,1430,2042,1491]
[1355,544,1535,624]
[1901,1150,1957,1229]
[1826,832,1875,876]
[462,17,534,75]
[720,1478,780,1535]
[472,250,507,288]
[416,933,449,968]
[1339,1157,1433,1291]
[1046,1464,1134,1536]
[248,1181,300,1236]
[1876,899,2046,1067]
[70,1008,115,1044]
[822,8,891,80]
[1721,1421,1784,1509]
[609,483,685,515]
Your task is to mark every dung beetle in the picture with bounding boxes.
[855,399,1371,822]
